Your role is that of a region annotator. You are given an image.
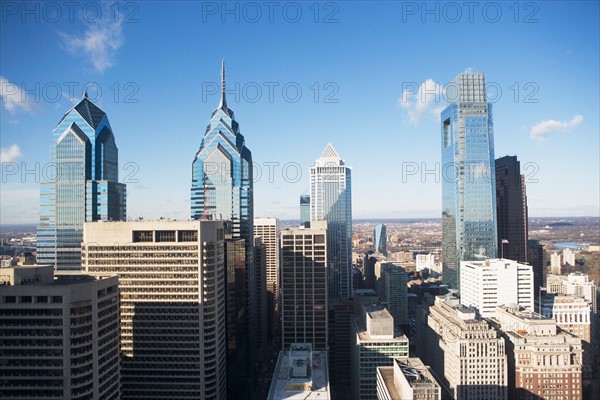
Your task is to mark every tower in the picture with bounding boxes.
[36,93,126,270]
[441,72,497,293]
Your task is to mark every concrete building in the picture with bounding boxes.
[491,305,583,399]
[351,302,409,400]
[563,248,577,267]
[280,221,328,351]
[82,220,227,400]
[415,254,436,272]
[551,252,562,274]
[460,259,534,318]
[416,296,507,400]
[267,343,330,400]
[254,217,280,337]
[547,273,597,312]
[0,264,120,400]
[376,358,441,400]
[379,263,408,327]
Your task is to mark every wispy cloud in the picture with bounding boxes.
[58,12,124,73]
[530,115,584,140]
[0,76,34,115]
[0,144,22,163]
[399,78,444,125]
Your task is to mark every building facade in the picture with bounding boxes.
[310,143,352,300]
[300,195,310,228]
[495,155,528,263]
[492,305,583,400]
[417,296,507,400]
[254,217,280,336]
[460,259,534,318]
[351,302,409,400]
[0,264,120,400]
[82,220,227,400]
[37,93,126,270]
[441,72,498,292]
[379,263,408,327]
[527,239,545,302]
[374,224,387,256]
[280,221,328,351]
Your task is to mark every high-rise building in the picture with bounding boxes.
[376,358,442,400]
[267,343,330,400]
[82,220,227,400]
[416,295,507,400]
[300,195,310,228]
[351,302,409,400]
[495,155,528,262]
[551,252,562,274]
[280,221,328,351]
[374,224,387,256]
[460,259,534,318]
[379,263,408,327]
[0,264,120,400]
[190,61,256,395]
[254,238,268,366]
[563,248,577,266]
[328,300,353,400]
[491,305,583,400]
[36,93,126,270]
[527,239,545,301]
[254,217,280,336]
[441,72,497,292]
[310,143,352,300]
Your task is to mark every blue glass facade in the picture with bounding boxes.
[374,224,387,255]
[441,73,497,293]
[190,62,256,393]
[300,195,310,227]
[310,143,352,300]
[37,94,126,270]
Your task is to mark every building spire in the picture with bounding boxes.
[83,90,88,99]
[218,59,227,110]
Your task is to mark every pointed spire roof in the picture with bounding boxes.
[73,94,106,129]
[320,143,340,159]
[218,59,227,110]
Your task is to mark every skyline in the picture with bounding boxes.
[1,1,599,224]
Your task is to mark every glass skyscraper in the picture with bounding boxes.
[190,61,256,396]
[374,223,387,255]
[441,72,497,293]
[36,93,126,270]
[310,143,352,300]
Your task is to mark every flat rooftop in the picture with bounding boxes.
[267,346,330,400]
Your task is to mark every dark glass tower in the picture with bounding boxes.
[441,72,497,293]
[191,61,256,398]
[374,223,387,255]
[36,93,126,270]
[495,155,528,262]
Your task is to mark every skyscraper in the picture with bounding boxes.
[441,72,498,292]
[310,143,352,300]
[82,220,227,400]
[254,217,280,337]
[299,195,310,228]
[373,223,387,255]
[280,221,328,350]
[495,155,528,262]
[527,239,545,302]
[36,93,126,270]
[190,61,256,394]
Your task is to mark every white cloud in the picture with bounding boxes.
[530,115,584,140]
[399,78,444,125]
[0,76,34,115]
[59,14,124,73]
[0,144,22,163]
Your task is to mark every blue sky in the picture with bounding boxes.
[1,1,599,223]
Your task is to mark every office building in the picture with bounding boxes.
[310,143,352,300]
[416,296,507,400]
[415,253,436,272]
[255,238,268,365]
[495,155,528,262]
[328,300,353,400]
[267,343,330,400]
[563,248,577,267]
[0,264,120,400]
[351,302,409,400]
[82,220,227,400]
[374,224,387,256]
[376,358,442,400]
[300,195,310,228]
[379,263,408,327]
[441,72,498,292]
[460,259,534,318]
[280,221,328,350]
[527,239,545,301]
[551,252,562,274]
[190,62,256,395]
[36,93,126,270]
[491,305,583,400]
[254,217,280,336]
